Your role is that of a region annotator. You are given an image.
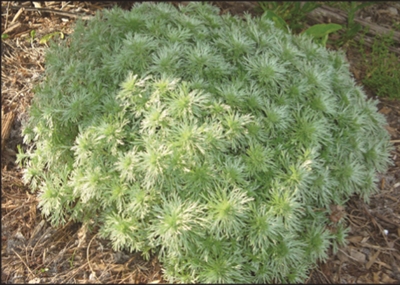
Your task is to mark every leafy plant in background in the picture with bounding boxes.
[334,1,377,47]
[302,23,342,47]
[359,31,400,99]
[258,2,321,33]
[260,1,398,99]
[258,2,342,47]
[17,2,392,283]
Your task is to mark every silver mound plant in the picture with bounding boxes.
[18,2,392,283]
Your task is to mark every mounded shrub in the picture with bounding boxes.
[19,2,392,283]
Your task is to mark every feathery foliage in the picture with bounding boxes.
[19,2,392,283]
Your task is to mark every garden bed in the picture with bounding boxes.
[1,1,399,283]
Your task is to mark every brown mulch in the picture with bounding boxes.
[1,1,400,284]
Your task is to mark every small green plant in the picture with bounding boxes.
[361,32,400,99]
[69,248,78,268]
[259,9,289,32]
[39,31,64,45]
[258,2,320,33]
[35,268,49,275]
[258,2,341,47]
[18,2,392,283]
[327,1,377,47]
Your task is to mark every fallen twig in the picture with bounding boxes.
[12,249,38,279]
[11,7,25,24]
[390,258,400,282]
[317,268,332,284]
[2,22,22,35]
[4,2,11,30]
[87,233,101,283]
[374,212,400,227]
[8,5,93,20]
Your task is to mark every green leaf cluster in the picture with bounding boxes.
[19,2,392,283]
[258,2,342,47]
[258,2,321,33]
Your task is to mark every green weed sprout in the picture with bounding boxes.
[18,2,392,283]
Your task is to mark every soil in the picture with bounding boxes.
[1,1,400,284]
